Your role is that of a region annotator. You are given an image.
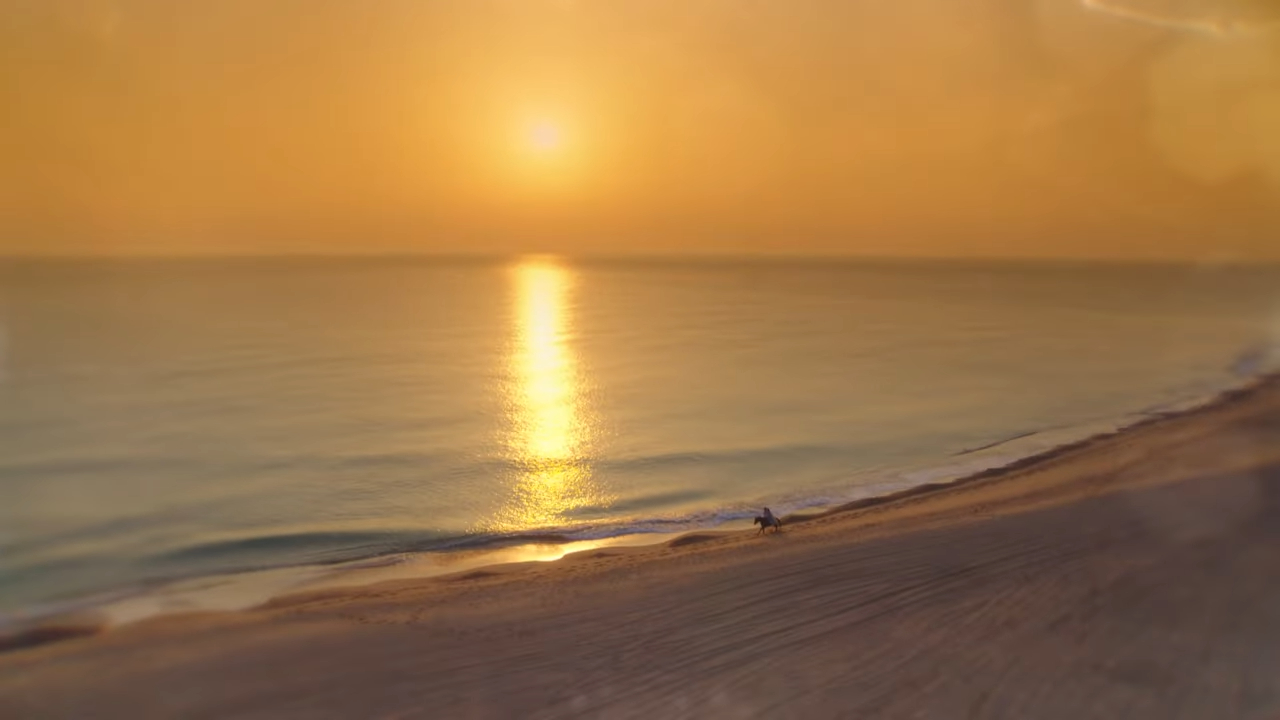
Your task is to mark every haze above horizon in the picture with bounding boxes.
[3,0,1279,261]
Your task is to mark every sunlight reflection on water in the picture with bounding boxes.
[486,257,609,531]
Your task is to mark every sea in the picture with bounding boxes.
[2,257,1278,623]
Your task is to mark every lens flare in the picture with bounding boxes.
[1081,0,1280,36]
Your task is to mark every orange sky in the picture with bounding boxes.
[2,0,1279,259]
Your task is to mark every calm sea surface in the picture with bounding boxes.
[1,257,1278,614]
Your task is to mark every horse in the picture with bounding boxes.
[754,507,782,535]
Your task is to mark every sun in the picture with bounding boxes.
[529,121,561,152]
[502,115,583,192]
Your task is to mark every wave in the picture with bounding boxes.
[149,528,578,576]
[594,443,845,474]
[127,510,775,592]
[52,368,1280,604]
[953,430,1043,457]
[8,364,1276,633]
[1231,341,1280,379]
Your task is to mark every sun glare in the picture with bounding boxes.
[529,121,561,152]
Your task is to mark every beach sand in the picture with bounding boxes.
[2,377,1278,719]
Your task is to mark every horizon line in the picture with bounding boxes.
[0,251,1275,268]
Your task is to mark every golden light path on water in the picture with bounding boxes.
[486,257,608,532]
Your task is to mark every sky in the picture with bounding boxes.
[2,0,1279,260]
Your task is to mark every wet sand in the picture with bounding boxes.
[2,377,1278,719]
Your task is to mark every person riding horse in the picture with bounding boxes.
[754,507,782,535]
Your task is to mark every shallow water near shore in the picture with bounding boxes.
[2,257,1278,619]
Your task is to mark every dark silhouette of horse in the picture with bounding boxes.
[754,507,782,535]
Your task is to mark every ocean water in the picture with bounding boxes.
[1,257,1278,616]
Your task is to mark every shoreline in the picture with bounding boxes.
[3,371,1277,657]
[2,372,1278,716]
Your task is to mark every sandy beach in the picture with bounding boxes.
[2,377,1278,719]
